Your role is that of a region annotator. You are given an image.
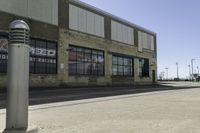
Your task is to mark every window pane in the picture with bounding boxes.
[69,61,77,75]
[69,51,77,61]
[84,63,91,75]
[118,57,123,65]
[91,63,98,75]
[84,53,91,62]
[98,55,104,63]
[124,66,132,76]
[77,62,84,74]
[77,51,84,62]
[124,58,132,66]
[97,63,104,75]
[68,45,104,76]
[112,56,118,65]
[92,54,97,63]
[112,55,133,76]
[112,65,118,76]
[118,65,123,75]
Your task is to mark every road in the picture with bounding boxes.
[1,82,200,109]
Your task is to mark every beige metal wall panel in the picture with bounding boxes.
[127,28,132,45]
[78,8,87,33]
[51,0,58,25]
[117,22,122,42]
[130,28,134,45]
[0,0,11,13]
[94,15,100,36]
[11,0,28,17]
[144,33,148,49]
[0,0,28,17]
[28,0,58,25]
[150,35,154,50]
[94,14,104,37]
[140,32,154,50]
[69,4,104,37]
[69,4,79,31]
[86,11,95,35]
[111,21,117,41]
[0,0,58,25]
[99,16,105,37]
[28,0,51,24]
[138,31,143,52]
[122,25,127,44]
[111,20,134,45]
[147,35,152,49]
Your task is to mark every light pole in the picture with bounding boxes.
[165,68,168,80]
[188,65,191,80]
[191,59,195,80]
[176,62,179,79]
[197,66,199,76]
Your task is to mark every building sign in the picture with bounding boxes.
[30,47,56,57]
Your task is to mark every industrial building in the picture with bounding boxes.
[0,0,157,87]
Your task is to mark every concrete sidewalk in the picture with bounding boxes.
[1,88,200,133]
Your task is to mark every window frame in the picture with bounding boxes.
[68,45,105,76]
[30,38,58,74]
[112,55,134,77]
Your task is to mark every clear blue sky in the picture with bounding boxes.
[81,0,200,79]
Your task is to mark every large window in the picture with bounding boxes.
[30,38,57,74]
[0,32,57,74]
[68,45,104,76]
[112,55,133,76]
[139,58,149,77]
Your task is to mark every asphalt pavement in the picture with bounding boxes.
[1,82,200,109]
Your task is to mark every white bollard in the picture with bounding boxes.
[4,20,30,132]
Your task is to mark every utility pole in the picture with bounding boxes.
[188,65,191,80]
[191,59,195,80]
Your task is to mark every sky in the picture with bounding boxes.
[80,0,200,79]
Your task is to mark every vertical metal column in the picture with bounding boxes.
[5,20,30,131]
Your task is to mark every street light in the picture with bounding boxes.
[165,68,168,80]
[176,62,179,79]
[188,65,191,80]
[191,59,195,80]
[197,66,199,76]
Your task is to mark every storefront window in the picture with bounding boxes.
[112,55,133,76]
[68,45,104,76]
[0,32,57,74]
[30,38,57,74]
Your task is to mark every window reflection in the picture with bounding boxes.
[69,45,104,76]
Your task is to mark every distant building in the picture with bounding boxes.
[0,0,157,87]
